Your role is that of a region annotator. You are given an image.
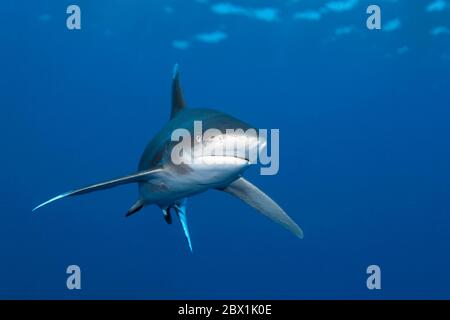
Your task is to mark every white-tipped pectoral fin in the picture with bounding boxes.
[218,177,304,238]
[32,192,72,212]
[32,168,163,212]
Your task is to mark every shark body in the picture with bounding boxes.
[33,65,303,251]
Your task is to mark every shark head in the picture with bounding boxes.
[163,111,267,185]
[193,126,267,164]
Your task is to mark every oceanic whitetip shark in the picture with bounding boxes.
[33,65,303,252]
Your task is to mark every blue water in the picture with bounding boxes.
[1,0,450,299]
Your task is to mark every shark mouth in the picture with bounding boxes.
[192,155,251,165]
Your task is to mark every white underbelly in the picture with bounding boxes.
[140,156,249,206]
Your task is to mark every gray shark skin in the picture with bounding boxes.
[33,65,303,252]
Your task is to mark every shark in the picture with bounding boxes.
[33,65,303,252]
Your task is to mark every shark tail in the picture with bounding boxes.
[32,168,162,212]
[173,198,193,253]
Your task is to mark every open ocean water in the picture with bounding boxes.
[1,0,450,299]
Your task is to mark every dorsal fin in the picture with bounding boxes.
[170,64,185,119]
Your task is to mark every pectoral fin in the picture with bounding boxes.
[218,177,304,238]
[33,168,163,211]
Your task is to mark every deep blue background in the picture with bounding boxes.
[1,1,450,299]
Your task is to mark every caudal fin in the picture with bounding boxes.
[32,168,162,212]
[173,198,193,252]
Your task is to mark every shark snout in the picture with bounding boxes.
[200,132,266,165]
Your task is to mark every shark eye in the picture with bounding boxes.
[195,135,201,142]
